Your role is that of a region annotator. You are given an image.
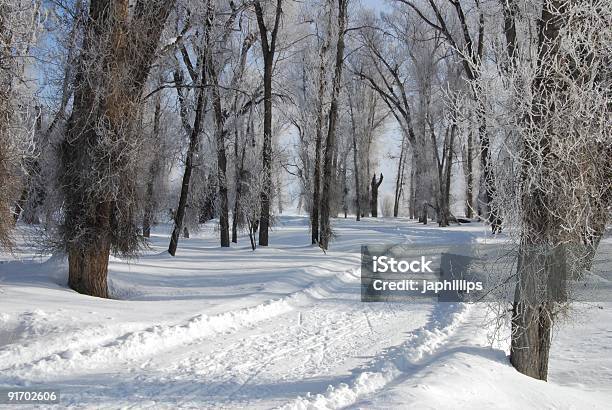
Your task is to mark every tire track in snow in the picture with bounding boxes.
[279,302,472,410]
[1,269,360,382]
[123,292,424,408]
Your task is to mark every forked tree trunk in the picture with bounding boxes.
[370,173,383,217]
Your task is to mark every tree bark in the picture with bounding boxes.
[311,19,330,242]
[319,0,348,250]
[348,93,361,221]
[169,57,207,256]
[393,133,406,218]
[370,173,383,217]
[438,125,456,227]
[510,0,568,381]
[143,89,162,238]
[254,0,282,247]
[63,0,174,296]
[464,131,474,218]
[207,40,230,247]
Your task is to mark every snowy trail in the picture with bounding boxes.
[280,302,471,410]
[0,268,359,381]
[1,217,610,409]
[34,268,432,408]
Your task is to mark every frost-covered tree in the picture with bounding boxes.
[59,0,175,297]
[0,0,39,249]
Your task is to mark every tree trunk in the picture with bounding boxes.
[464,131,474,218]
[208,62,230,247]
[258,56,273,247]
[63,0,174,296]
[169,58,207,256]
[143,89,162,238]
[311,38,328,242]
[370,173,383,217]
[439,125,456,227]
[478,104,501,233]
[341,163,348,218]
[412,142,433,223]
[510,0,568,381]
[68,238,111,299]
[232,134,247,243]
[350,109,361,221]
[409,159,416,219]
[393,133,406,218]
[319,0,348,250]
[254,0,282,247]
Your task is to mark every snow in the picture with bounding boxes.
[0,216,610,409]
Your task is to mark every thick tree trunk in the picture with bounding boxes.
[217,134,230,247]
[319,0,347,250]
[478,106,501,233]
[63,0,174,295]
[510,0,568,381]
[511,297,553,380]
[68,240,111,298]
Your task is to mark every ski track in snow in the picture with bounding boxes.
[0,269,360,384]
[279,303,471,410]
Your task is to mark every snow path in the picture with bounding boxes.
[1,217,610,409]
[280,303,471,410]
[0,269,357,381]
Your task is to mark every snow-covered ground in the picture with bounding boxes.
[0,216,610,409]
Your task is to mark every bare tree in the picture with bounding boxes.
[168,39,208,255]
[318,0,348,250]
[254,0,283,247]
[0,0,41,249]
[457,0,612,380]
[60,0,174,297]
[397,0,501,231]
